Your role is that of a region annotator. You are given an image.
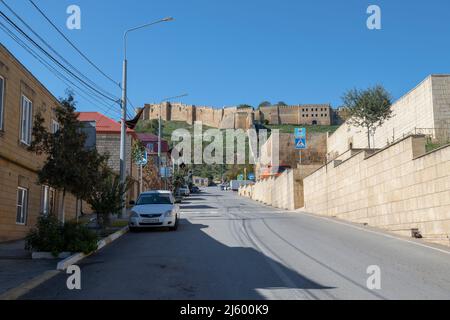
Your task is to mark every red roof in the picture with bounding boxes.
[78,112,134,134]
[136,133,169,153]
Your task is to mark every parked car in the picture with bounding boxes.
[173,190,183,203]
[191,186,200,194]
[179,186,190,196]
[129,190,180,231]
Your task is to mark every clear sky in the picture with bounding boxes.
[1,0,449,119]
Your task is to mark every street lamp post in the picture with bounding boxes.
[120,17,173,217]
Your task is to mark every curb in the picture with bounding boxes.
[0,226,129,300]
[0,270,60,300]
[57,226,129,271]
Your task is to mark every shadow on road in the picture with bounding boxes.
[180,205,217,210]
[21,212,334,300]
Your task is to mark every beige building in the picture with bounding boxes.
[328,75,450,160]
[78,112,140,202]
[0,44,79,242]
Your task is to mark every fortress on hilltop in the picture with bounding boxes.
[140,102,333,129]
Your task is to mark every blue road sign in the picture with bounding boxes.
[294,128,307,150]
[295,128,306,139]
[295,137,307,150]
[248,173,255,181]
[136,150,148,166]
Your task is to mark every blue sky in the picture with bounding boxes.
[1,0,449,119]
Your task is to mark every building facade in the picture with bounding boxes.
[0,44,79,242]
[135,133,170,168]
[78,112,140,203]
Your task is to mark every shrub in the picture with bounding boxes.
[26,215,99,256]
[63,222,99,254]
[25,215,64,257]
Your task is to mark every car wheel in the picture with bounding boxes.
[169,218,179,231]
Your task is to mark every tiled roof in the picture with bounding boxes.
[78,112,134,134]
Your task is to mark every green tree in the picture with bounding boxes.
[86,168,130,229]
[342,85,392,149]
[258,101,272,108]
[276,101,288,106]
[29,93,106,222]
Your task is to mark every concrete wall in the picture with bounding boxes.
[240,165,322,210]
[327,75,450,160]
[304,135,450,246]
[256,132,327,179]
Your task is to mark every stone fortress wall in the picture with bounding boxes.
[141,102,332,129]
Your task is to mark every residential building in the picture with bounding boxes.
[135,133,170,167]
[78,112,139,202]
[0,44,79,241]
[193,176,209,187]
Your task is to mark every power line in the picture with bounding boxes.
[0,9,119,103]
[0,21,121,119]
[25,0,138,121]
[0,0,118,102]
[27,0,120,88]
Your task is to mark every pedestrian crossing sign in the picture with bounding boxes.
[295,128,307,150]
[295,138,307,150]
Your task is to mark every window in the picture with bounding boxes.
[16,187,28,225]
[41,185,56,216]
[147,143,155,153]
[20,95,33,145]
[137,193,173,205]
[51,120,60,134]
[0,76,4,130]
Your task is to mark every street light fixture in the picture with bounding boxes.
[120,17,173,217]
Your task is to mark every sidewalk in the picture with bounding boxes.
[0,240,56,297]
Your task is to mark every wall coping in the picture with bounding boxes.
[413,142,450,160]
[304,134,427,180]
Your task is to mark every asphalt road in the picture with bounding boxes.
[22,187,450,300]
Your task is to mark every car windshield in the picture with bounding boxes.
[136,194,172,205]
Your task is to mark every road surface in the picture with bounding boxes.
[22,187,450,300]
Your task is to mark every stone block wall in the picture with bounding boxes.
[304,135,450,246]
[327,75,450,160]
[239,165,321,210]
[141,103,332,129]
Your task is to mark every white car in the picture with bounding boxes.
[179,186,190,196]
[129,191,180,231]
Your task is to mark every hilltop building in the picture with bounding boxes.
[141,103,333,130]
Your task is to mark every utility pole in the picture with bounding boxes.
[158,94,188,190]
[120,17,173,217]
